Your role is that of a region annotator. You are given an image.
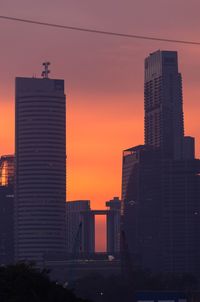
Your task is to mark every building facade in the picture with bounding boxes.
[0,155,15,265]
[106,197,121,254]
[144,50,184,160]
[66,198,121,257]
[122,51,200,276]
[161,159,200,274]
[66,200,92,255]
[121,146,162,272]
[15,71,66,265]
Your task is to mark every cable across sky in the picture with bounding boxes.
[0,15,200,46]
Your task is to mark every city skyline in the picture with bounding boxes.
[1,1,200,211]
[1,4,200,300]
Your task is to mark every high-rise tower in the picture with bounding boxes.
[144,50,184,159]
[15,64,66,265]
[121,51,200,276]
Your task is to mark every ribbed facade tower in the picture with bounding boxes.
[15,69,66,265]
[144,50,184,159]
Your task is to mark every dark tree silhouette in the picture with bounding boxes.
[0,263,90,302]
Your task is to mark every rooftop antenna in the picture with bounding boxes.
[41,61,50,78]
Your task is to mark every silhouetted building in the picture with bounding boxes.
[106,197,121,254]
[66,198,121,258]
[122,51,200,276]
[50,198,121,281]
[161,159,200,274]
[15,64,66,265]
[144,50,184,160]
[122,146,162,272]
[0,155,15,264]
[183,136,195,160]
[66,200,92,255]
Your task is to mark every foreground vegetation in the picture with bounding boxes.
[0,263,89,302]
[0,263,198,302]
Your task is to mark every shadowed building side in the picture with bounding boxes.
[121,146,162,272]
[106,197,121,255]
[0,155,15,265]
[161,159,200,274]
[66,200,92,255]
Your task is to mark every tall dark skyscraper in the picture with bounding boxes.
[144,50,184,159]
[15,64,66,265]
[122,51,200,276]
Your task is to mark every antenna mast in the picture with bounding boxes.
[41,62,50,78]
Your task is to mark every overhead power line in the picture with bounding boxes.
[0,15,200,46]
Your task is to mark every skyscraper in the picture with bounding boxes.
[15,64,66,265]
[122,51,200,276]
[144,50,184,159]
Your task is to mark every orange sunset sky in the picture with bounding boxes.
[1,1,200,250]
